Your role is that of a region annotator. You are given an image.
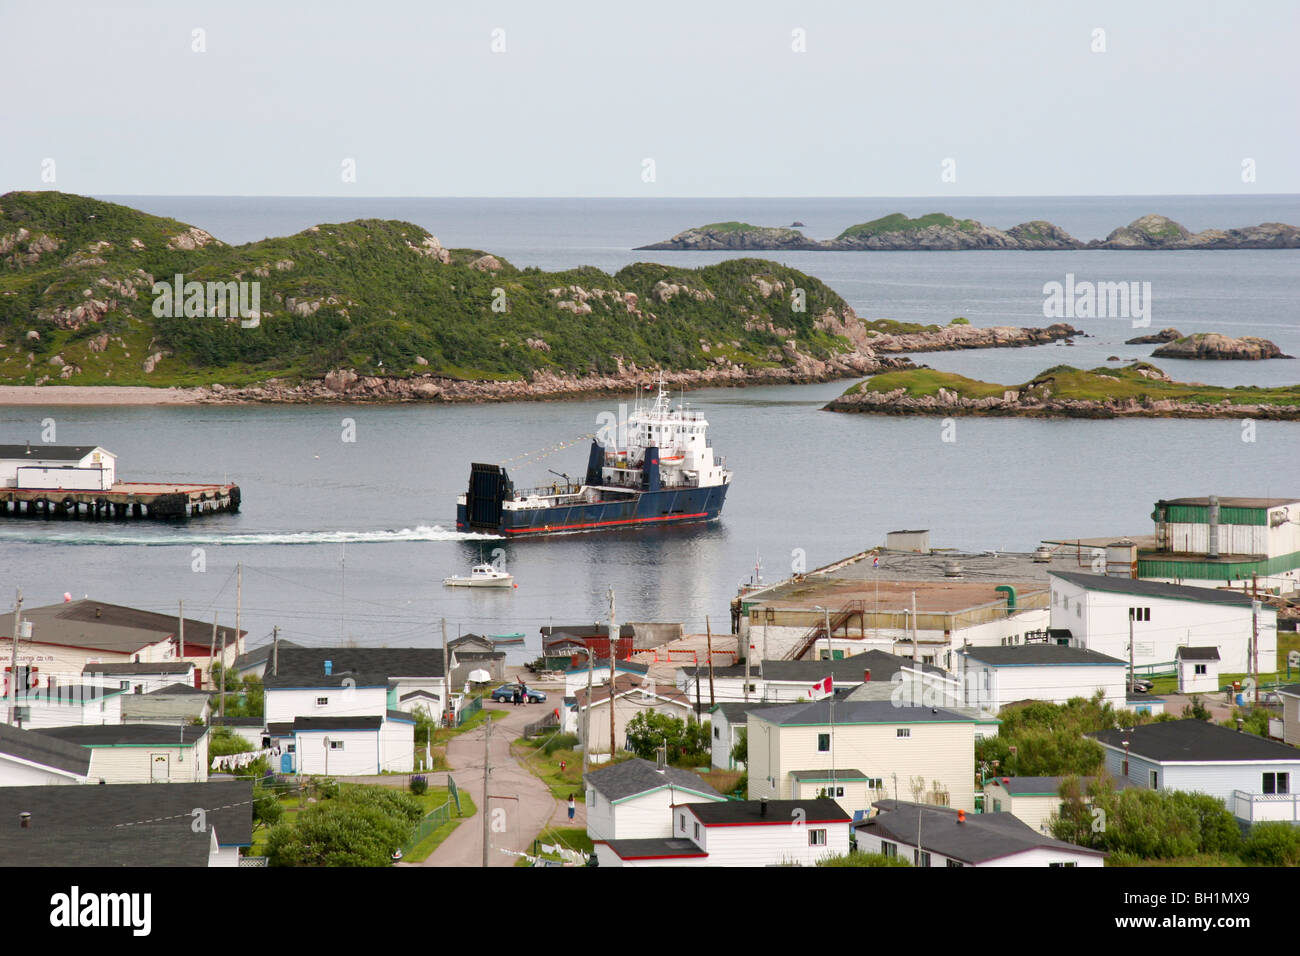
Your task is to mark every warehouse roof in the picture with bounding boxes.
[1158,497,1296,509]
[958,644,1127,667]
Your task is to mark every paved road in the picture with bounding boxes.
[417,700,584,867]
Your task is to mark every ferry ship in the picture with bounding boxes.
[456,379,730,536]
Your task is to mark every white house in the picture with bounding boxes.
[709,703,748,770]
[1176,646,1221,694]
[854,801,1106,867]
[564,658,651,697]
[121,683,213,726]
[286,713,415,776]
[0,723,91,785]
[1281,684,1300,749]
[573,674,691,762]
[595,798,851,867]
[746,699,982,814]
[0,684,124,729]
[0,599,242,695]
[585,757,726,842]
[40,724,210,784]
[81,660,197,694]
[677,651,948,706]
[1048,571,1276,675]
[1090,720,1300,825]
[955,643,1129,712]
[264,646,447,725]
[0,443,116,491]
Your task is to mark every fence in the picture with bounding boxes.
[455,695,483,726]
[523,710,560,739]
[401,776,463,855]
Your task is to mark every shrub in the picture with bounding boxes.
[542,733,580,756]
[409,774,429,796]
[1241,822,1300,866]
[818,852,911,867]
[253,787,283,829]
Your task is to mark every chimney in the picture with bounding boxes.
[95,607,102,619]
[863,669,871,683]
[19,812,31,829]
[1208,495,1220,559]
[957,809,966,824]
[324,659,333,676]
[760,797,768,818]
[1236,718,1243,733]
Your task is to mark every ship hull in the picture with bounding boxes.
[457,483,728,537]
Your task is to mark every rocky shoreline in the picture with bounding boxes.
[825,388,1300,420]
[640,214,1300,252]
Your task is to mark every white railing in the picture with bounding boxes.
[1231,790,1300,823]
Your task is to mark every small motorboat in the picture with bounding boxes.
[443,563,515,588]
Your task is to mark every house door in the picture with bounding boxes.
[281,752,295,773]
[151,753,170,782]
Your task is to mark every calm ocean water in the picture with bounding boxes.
[0,196,1296,655]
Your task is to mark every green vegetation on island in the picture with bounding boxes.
[0,191,862,388]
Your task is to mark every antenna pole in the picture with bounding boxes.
[8,588,22,725]
[608,585,616,764]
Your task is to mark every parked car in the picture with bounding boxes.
[1130,679,1154,693]
[491,684,547,703]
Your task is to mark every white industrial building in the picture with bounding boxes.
[0,443,116,491]
[955,644,1129,712]
[1140,496,1300,592]
[1048,571,1276,676]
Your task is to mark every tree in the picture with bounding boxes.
[624,711,709,764]
[1241,822,1300,866]
[730,728,748,769]
[265,786,422,867]
[1054,785,1241,860]
[252,786,283,830]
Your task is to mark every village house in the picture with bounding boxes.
[1089,720,1300,825]
[854,800,1106,867]
[0,723,91,785]
[955,643,1130,712]
[585,756,726,842]
[981,775,1134,833]
[0,598,242,695]
[595,797,851,867]
[1280,684,1300,748]
[286,715,415,776]
[81,660,197,694]
[0,683,125,729]
[121,682,213,726]
[746,699,982,814]
[709,703,749,770]
[446,634,507,685]
[573,674,691,762]
[677,651,947,706]
[1048,571,1276,675]
[0,780,253,866]
[40,724,210,784]
[0,443,116,491]
[565,658,650,697]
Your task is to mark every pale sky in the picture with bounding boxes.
[1,0,1296,197]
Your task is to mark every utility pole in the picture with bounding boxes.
[582,647,593,776]
[8,588,22,725]
[1128,607,1135,694]
[911,592,918,665]
[608,585,616,764]
[208,617,217,691]
[694,652,701,719]
[218,612,226,719]
[481,712,492,867]
[744,635,751,704]
[177,600,184,665]
[705,616,716,708]
[441,618,450,727]
[272,625,279,677]
[1251,582,1260,705]
[235,562,243,661]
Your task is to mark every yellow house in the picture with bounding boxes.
[747,699,981,814]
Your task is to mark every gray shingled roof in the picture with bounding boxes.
[16,599,242,654]
[0,781,253,865]
[1175,646,1221,661]
[40,724,208,747]
[81,661,193,676]
[686,798,850,825]
[0,443,102,461]
[1050,572,1258,608]
[148,682,210,696]
[0,723,91,776]
[1091,719,1300,762]
[584,757,723,802]
[709,702,751,725]
[857,801,1104,864]
[958,644,1126,667]
[263,646,444,688]
[749,699,977,727]
[603,837,707,860]
[232,638,302,672]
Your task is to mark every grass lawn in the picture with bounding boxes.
[514,826,594,866]
[512,735,590,801]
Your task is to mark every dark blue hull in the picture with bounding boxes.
[457,483,728,536]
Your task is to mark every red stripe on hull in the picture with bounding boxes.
[503,511,710,534]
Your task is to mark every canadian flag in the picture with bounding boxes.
[809,676,833,698]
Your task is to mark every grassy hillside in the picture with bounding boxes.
[835,212,980,240]
[841,362,1300,406]
[0,192,859,387]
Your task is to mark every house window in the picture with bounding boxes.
[817,733,830,752]
[897,728,911,738]
[914,850,931,867]
[992,799,1002,813]
[330,740,345,750]
[1129,607,1150,622]
[693,822,700,840]
[1264,773,1290,795]
[286,744,296,754]
[1149,770,1159,789]
[713,725,720,739]
[881,841,897,858]
[1048,861,1078,867]
[946,859,964,868]
[678,813,685,832]
[808,829,827,846]
[1194,664,1207,675]
[834,786,844,798]
[316,697,329,707]
[865,778,883,790]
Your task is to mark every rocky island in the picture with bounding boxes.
[0,191,1080,404]
[824,362,1300,419]
[639,213,1300,252]
[1150,332,1292,361]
